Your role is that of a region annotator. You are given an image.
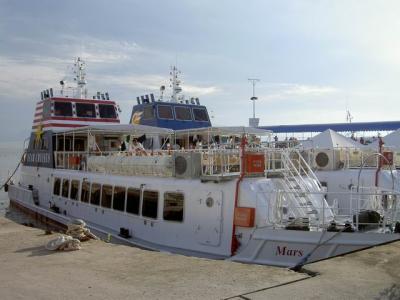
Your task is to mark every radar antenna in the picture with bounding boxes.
[73,57,87,99]
[170,66,182,103]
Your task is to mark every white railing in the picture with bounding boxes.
[259,188,400,231]
[54,148,321,182]
[300,147,400,170]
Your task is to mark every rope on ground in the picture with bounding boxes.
[45,235,81,251]
[66,219,99,241]
[45,219,98,252]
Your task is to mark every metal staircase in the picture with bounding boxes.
[279,150,325,224]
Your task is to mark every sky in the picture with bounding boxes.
[1,0,400,141]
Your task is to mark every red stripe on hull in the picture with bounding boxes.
[50,97,117,105]
[41,116,120,122]
[32,123,87,129]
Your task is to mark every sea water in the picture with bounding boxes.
[0,141,24,216]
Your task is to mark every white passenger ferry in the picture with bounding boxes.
[8,59,400,268]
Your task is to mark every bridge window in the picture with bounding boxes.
[53,178,61,196]
[142,190,158,219]
[70,180,80,201]
[54,102,73,117]
[101,185,112,208]
[193,108,209,122]
[113,186,126,212]
[76,103,96,118]
[175,106,192,121]
[163,192,184,222]
[143,106,154,119]
[126,188,140,215]
[61,179,70,198]
[157,105,173,119]
[81,181,90,203]
[99,104,117,119]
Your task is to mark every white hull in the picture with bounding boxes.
[9,165,400,267]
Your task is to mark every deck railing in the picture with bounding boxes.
[54,148,316,179]
[258,187,400,231]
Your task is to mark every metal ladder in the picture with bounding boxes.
[279,150,323,222]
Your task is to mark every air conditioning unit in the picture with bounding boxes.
[173,152,202,179]
[313,149,344,171]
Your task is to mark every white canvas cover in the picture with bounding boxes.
[299,129,362,149]
[368,129,400,150]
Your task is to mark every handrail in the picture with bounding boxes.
[259,188,400,230]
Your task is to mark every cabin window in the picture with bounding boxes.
[163,192,184,222]
[193,108,209,122]
[53,178,61,196]
[81,181,90,203]
[76,103,96,118]
[54,102,73,117]
[113,186,126,211]
[157,105,174,119]
[143,106,154,119]
[174,106,192,121]
[90,183,101,206]
[142,190,158,219]
[98,104,117,119]
[101,185,113,208]
[126,188,140,215]
[61,179,70,198]
[70,180,80,201]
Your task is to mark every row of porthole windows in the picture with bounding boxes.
[53,177,184,222]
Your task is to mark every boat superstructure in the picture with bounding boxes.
[130,66,211,130]
[8,60,400,268]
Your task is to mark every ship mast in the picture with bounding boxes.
[170,66,182,103]
[74,57,87,99]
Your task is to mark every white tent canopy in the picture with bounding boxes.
[368,129,400,149]
[299,129,362,149]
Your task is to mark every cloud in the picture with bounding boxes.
[94,73,221,97]
[259,83,339,100]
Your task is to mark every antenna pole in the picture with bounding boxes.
[248,78,260,118]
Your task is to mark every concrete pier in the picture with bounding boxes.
[0,216,399,299]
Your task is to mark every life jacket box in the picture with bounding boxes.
[382,151,394,166]
[381,151,394,166]
[68,156,80,166]
[234,207,255,227]
[245,153,265,174]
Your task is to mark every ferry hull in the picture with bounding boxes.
[9,184,400,268]
[232,227,400,267]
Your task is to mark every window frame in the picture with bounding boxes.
[174,106,193,121]
[90,183,101,206]
[76,103,96,118]
[142,106,155,120]
[98,104,117,119]
[112,186,126,212]
[157,105,174,120]
[54,101,73,117]
[61,178,70,198]
[192,107,210,122]
[69,179,80,201]
[141,190,159,219]
[53,177,61,196]
[101,184,113,209]
[81,181,91,203]
[163,192,185,223]
[126,187,141,215]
